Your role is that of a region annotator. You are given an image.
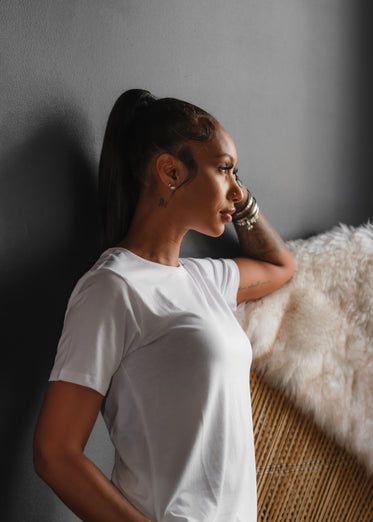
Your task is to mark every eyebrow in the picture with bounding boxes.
[215,153,235,163]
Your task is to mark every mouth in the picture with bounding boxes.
[220,208,236,223]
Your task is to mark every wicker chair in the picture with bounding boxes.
[250,369,373,521]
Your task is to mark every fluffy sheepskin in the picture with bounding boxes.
[235,223,373,473]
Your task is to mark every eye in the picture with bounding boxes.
[218,164,238,179]
[218,163,233,172]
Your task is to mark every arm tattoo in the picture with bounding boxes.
[238,280,272,291]
[235,213,287,265]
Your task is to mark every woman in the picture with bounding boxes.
[34,89,294,522]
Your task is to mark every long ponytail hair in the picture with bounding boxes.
[98,89,216,248]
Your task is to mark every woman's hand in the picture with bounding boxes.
[34,381,151,522]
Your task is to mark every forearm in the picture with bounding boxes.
[35,452,150,522]
[234,187,293,268]
[234,211,293,267]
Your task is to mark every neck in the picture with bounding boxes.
[117,192,187,267]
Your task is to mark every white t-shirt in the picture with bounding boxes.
[50,248,257,522]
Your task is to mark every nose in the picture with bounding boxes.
[229,176,244,203]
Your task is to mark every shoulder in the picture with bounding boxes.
[181,257,239,281]
[181,258,240,310]
[69,249,135,310]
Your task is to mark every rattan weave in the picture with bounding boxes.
[250,369,373,521]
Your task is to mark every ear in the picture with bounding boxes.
[155,153,181,191]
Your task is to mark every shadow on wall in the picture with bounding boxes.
[357,0,373,220]
[0,114,101,519]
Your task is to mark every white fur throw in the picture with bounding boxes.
[235,223,373,474]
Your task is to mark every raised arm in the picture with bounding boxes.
[33,381,150,522]
[233,186,295,304]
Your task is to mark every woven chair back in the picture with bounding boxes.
[251,369,373,521]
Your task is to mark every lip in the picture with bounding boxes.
[220,208,236,223]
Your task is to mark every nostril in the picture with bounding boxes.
[234,186,244,203]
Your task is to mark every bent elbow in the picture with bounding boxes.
[33,437,70,485]
[274,252,295,293]
[284,252,295,282]
[33,440,54,482]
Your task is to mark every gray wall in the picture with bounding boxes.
[1,1,371,520]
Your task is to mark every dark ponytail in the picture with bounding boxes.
[98,89,216,248]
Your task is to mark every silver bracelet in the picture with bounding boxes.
[233,193,258,219]
[233,201,260,230]
[233,192,254,221]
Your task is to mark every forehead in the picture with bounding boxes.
[190,124,237,164]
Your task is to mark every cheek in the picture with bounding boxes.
[209,181,226,202]
[187,172,224,207]
[202,174,224,195]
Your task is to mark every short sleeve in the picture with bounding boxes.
[49,269,139,396]
[181,258,240,311]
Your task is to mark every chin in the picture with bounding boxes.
[191,220,226,238]
[201,226,226,238]
[213,228,225,238]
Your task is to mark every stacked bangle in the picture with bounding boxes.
[233,189,260,230]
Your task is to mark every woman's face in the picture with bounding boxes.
[178,124,243,237]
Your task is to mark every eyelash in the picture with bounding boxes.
[219,165,238,178]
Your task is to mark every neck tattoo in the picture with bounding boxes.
[158,197,168,208]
